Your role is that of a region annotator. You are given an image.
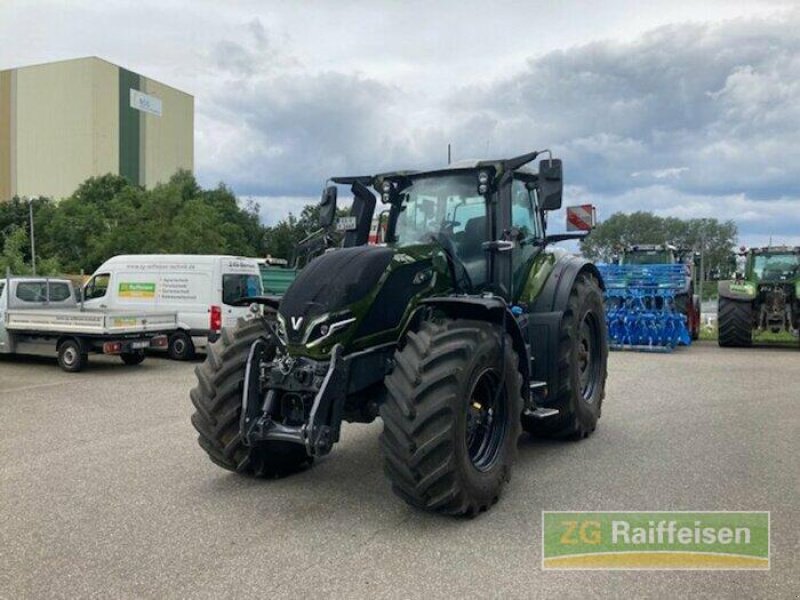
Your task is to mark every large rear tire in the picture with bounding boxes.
[675,292,700,341]
[380,319,523,516]
[718,297,753,347]
[190,315,312,477]
[522,272,608,439]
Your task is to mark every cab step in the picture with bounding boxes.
[523,407,559,419]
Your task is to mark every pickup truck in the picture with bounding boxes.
[0,277,176,372]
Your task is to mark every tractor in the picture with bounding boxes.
[615,243,701,341]
[190,150,609,516]
[718,246,800,347]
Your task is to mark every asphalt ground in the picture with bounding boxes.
[1,343,798,599]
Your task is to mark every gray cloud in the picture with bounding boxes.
[194,11,800,244]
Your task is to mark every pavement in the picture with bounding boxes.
[1,344,798,599]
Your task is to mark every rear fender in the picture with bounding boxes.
[415,297,531,402]
[531,255,605,315]
[718,280,757,301]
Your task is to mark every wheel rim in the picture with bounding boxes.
[63,347,77,366]
[465,368,507,472]
[173,338,186,355]
[577,312,602,402]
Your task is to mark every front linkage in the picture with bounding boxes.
[240,322,396,458]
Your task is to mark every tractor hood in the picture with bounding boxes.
[278,246,395,344]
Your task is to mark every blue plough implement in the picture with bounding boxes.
[597,264,692,352]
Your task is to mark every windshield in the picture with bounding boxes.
[222,273,262,306]
[752,252,800,281]
[623,250,672,265]
[393,174,487,248]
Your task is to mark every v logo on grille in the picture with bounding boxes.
[290,316,304,330]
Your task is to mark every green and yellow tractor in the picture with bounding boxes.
[718,246,800,347]
[190,150,609,516]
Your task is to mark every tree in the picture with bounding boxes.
[262,202,353,262]
[263,204,326,260]
[580,211,738,278]
[29,171,265,273]
[0,226,60,276]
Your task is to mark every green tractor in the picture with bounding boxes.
[615,243,701,340]
[190,150,608,516]
[718,246,800,347]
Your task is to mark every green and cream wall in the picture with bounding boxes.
[0,57,193,201]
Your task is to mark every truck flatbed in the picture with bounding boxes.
[6,308,175,336]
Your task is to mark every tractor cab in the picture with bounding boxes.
[328,151,575,302]
[747,246,800,283]
[619,244,679,266]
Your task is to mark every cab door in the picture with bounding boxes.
[509,178,543,300]
[82,273,111,309]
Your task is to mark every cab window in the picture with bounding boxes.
[16,282,48,302]
[84,274,110,300]
[48,282,72,302]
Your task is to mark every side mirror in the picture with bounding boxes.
[538,159,563,211]
[319,185,338,228]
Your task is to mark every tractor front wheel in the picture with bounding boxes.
[380,319,523,516]
[718,297,753,347]
[190,316,313,477]
[522,272,608,439]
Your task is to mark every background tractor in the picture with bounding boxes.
[190,150,608,516]
[718,246,800,347]
[616,244,701,341]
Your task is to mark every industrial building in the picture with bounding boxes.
[0,57,193,201]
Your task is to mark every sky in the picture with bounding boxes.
[1,0,798,247]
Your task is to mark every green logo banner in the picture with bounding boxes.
[542,512,769,570]
[118,282,156,298]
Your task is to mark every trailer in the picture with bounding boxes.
[1,277,175,371]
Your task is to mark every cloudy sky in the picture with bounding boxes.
[1,0,798,246]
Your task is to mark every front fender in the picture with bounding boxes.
[416,296,531,401]
[718,280,757,301]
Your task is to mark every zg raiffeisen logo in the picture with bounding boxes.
[542,512,769,570]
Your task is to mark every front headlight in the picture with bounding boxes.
[306,314,356,347]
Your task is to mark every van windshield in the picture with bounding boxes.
[222,274,262,306]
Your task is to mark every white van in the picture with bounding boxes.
[82,255,263,359]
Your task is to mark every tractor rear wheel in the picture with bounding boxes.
[190,315,312,477]
[522,273,608,439]
[675,293,700,340]
[718,297,753,347]
[380,319,523,516]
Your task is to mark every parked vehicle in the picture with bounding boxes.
[0,276,173,372]
[616,244,701,341]
[718,246,800,347]
[257,258,297,296]
[191,150,609,516]
[82,255,263,360]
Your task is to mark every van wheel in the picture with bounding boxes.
[168,331,195,360]
[58,340,88,372]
